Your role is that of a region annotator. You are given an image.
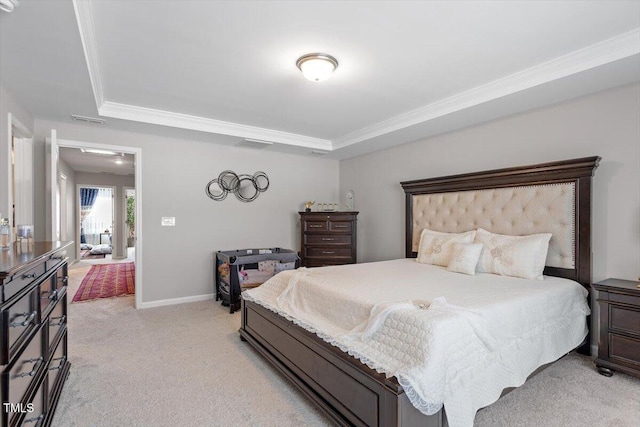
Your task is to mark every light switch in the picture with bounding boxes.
[161,217,175,226]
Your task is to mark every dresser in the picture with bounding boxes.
[0,241,72,427]
[593,278,640,379]
[299,211,358,267]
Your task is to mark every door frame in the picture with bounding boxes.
[48,135,143,309]
[76,184,116,256]
[122,186,135,256]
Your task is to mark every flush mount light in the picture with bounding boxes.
[81,148,119,156]
[0,0,19,13]
[296,53,338,82]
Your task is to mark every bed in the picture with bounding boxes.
[239,156,600,427]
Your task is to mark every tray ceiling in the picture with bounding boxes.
[1,1,639,159]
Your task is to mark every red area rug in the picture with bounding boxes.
[73,262,135,302]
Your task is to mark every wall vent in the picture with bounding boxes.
[71,114,106,124]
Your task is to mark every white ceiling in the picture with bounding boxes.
[58,147,135,176]
[1,1,639,160]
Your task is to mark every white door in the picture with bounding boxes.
[12,137,34,227]
[45,130,59,241]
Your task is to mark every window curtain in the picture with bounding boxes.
[80,188,99,244]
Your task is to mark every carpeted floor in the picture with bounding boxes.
[53,265,640,426]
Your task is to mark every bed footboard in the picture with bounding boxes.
[239,299,447,427]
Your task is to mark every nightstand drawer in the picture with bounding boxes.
[609,333,640,366]
[610,292,640,308]
[610,305,640,336]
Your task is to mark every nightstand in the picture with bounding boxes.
[593,278,640,379]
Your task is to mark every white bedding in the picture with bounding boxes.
[243,259,589,427]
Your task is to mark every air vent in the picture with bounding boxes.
[237,138,273,149]
[71,114,106,124]
[310,150,327,156]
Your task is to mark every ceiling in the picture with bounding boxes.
[1,1,639,160]
[59,147,135,176]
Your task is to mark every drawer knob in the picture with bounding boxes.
[10,311,37,328]
[49,355,67,371]
[22,273,37,279]
[51,255,64,260]
[322,238,335,241]
[309,225,322,228]
[23,414,45,424]
[47,289,59,300]
[16,357,44,378]
[322,251,335,255]
[50,315,66,327]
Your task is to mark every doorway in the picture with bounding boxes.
[46,133,143,308]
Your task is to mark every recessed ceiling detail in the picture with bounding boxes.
[64,1,640,157]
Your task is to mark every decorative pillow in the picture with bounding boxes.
[416,229,476,266]
[258,260,277,274]
[89,244,112,255]
[474,228,552,280]
[275,261,296,272]
[80,243,93,250]
[446,243,483,275]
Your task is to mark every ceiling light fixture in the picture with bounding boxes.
[81,148,118,156]
[296,53,338,82]
[115,159,123,165]
[0,0,19,13]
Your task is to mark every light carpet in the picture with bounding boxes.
[53,264,640,426]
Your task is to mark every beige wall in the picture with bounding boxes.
[32,120,339,303]
[340,83,640,283]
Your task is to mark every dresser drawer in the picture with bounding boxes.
[3,263,46,303]
[45,249,68,272]
[38,271,58,319]
[328,221,352,232]
[306,248,353,258]
[305,235,352,245]
[19,379,46,427]
[47,295,67,354]
[4,327,44,413]
[610,305,640,337]
[304,221,328,232]
[609,333,640,366]
[305,259,353,268]
[2,287,39,365]
[47,332,68,407]
[54,263,68,294]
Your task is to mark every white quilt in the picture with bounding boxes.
[243,259,589,427]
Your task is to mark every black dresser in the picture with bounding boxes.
[0,241,72,427]
[299,211,358,267]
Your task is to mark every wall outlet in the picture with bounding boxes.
[161,217,175,226]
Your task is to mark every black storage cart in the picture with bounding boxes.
[215,248,299,313]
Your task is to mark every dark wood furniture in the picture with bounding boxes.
[240,157,600,426]
[0,241,72,427]
[593,278,640,379]
[299,211,358,267]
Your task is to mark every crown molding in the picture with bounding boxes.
[332,28,640,150]
[72,0,104,110]
[99,101,332,150]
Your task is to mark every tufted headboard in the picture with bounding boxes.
[400,156,600,288]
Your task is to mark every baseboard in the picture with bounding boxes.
[138,293,214,309]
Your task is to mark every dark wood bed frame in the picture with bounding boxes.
[239,156,601,427]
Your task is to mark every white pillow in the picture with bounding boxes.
[474,228,552,280]
[416,229,476,266]
[447,243,483,275]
